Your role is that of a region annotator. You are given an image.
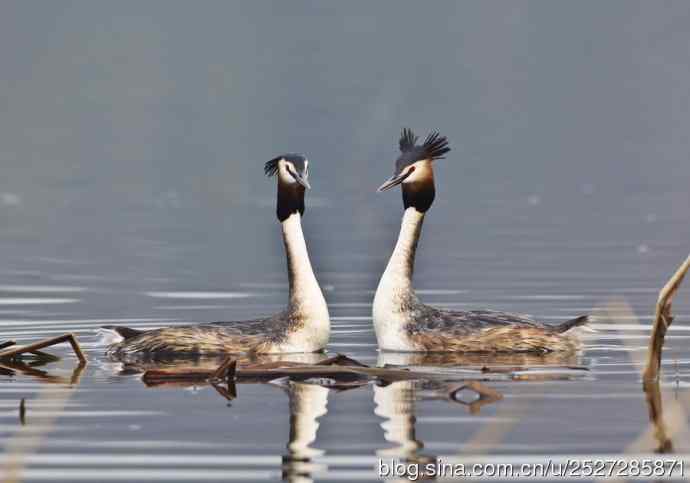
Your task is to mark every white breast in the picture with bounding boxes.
[373,282,416,351]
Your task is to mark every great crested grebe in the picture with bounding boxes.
[372,129,589,353]
[104,154,330,357]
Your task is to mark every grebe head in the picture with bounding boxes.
[265,153,310,189]
[265,154,311,221]
[377,128,450,213]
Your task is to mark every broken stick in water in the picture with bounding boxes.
[643,254,690,382]
[0,341,16,351]
[0,333,87,364]
[212,357,237,381]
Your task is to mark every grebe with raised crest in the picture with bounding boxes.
[372,128,589,353]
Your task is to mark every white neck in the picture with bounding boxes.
[380,208,424,295]
[372,208,425,351]
[280,213,330,351]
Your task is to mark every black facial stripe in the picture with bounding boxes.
[289,167,306,182]
[396,167,414,183]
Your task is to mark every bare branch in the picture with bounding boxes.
[643,254,690,382]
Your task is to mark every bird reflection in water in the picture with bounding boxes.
[373,352,515,480]
[100,349,603,482]
[378,350,585,370]
[281,382,329,483]
[374,350,589,480]
[106,353,331,482]
[375,380,436,480]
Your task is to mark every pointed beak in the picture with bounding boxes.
[377,172,408,192]
[294,172,311,190]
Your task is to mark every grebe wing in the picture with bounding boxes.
[105,312,291,356]
[427,309,589,334]
[408,306,544,334]
[404,306,589,352]
[443,309,543,328]
[206,311,288,336]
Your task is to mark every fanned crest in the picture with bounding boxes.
[398,128,450,161]
[421,131,451,160]
[399,128,418,153]
[264,157,281,177]
[265,154,307,178]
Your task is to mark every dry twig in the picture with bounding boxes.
[0,333,86,364]
[643,254,690,382]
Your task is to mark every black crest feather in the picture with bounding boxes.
[421,131,451,160]
[265,154,307,177]
[398,128,450,161]
[399,128,418,153]
[264,157,280,177]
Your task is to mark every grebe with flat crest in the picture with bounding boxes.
[104,154,330,358]
[372,128,589,353]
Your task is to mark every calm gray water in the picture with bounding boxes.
[2,2,690,482]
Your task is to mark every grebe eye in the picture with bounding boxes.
[407,166,416,174]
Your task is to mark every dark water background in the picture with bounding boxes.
[1,2,690,481]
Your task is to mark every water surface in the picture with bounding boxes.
[2,1,690,481]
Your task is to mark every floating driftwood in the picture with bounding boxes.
[140,352,588,388]
[643,254,690,382]
[0,333,86,364]
[143,355,453,386]
[141,354,507,409]
[0,340,17,351]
